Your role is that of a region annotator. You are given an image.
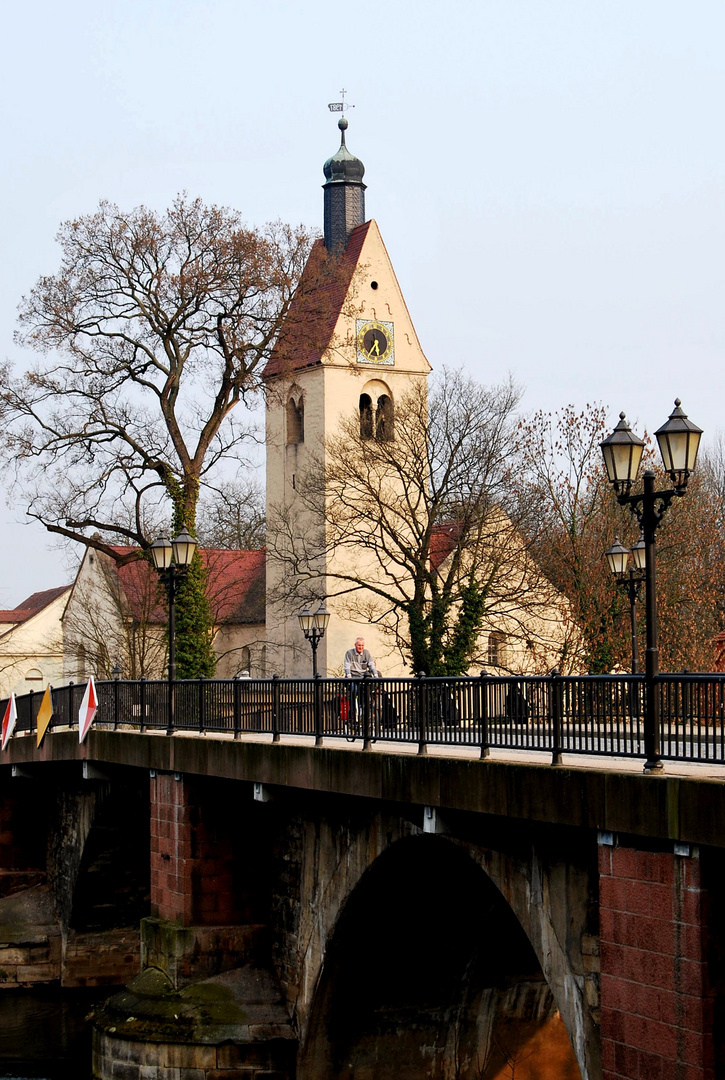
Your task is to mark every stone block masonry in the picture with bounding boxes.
[599,842,715,1080]
[92,1030,296,1080]
[150,773,241,926]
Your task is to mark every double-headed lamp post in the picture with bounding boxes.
[605,536,646,674]
[150,529,198,682]
[298,603,331,677]
[600,400,702,772]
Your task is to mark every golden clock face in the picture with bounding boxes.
[356,319,394,365]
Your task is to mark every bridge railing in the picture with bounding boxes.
[12,669,725,765]
[6,670,725,764]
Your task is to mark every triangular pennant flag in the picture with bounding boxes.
[1,695,17,751]
[36,685,54,747]
[78,675,98,743]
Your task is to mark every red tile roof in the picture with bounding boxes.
[263,221,372,379]
[0,586,71,624]
[429,524,462,570]
[108,548,266,626]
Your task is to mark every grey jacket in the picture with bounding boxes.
[344,647,379,678]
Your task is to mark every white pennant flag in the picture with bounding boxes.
[1,694,17,751]
[78,676,99,743]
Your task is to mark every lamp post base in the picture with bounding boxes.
[643,758,665,774]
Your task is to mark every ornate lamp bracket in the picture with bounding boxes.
[618,489,677,533]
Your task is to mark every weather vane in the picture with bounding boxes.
[328,88,355,113]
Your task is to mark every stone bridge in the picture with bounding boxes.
[2,728,724,1080]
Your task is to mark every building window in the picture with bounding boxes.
[286,397,304,444]
[25,668,43,683]
[359,394,374,440]
[488,632,507,668]
[361,390,394,441]
[375,394,394,442]
[238,646,251,676]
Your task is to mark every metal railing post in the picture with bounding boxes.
[479,671,490,759]
[68,681,75,728]
[113,673,120,730]
[417,672,427,756]
[199,677,206,734]
[362,672,372,751]
[550,668,563,766]
[314,673,323,747]
[139,678,146,733]
[233,675,241,740]
[272,674,281,743]
[166,675,175,736]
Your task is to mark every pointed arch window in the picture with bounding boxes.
[286,396,304,445]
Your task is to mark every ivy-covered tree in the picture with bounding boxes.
[0,196,320,676]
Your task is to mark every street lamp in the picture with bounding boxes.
[604,537,645,674]
[600,400,702,772]
[150,528,198,681]
[298,602,330,676]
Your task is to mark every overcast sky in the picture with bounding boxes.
[1,0,723,606]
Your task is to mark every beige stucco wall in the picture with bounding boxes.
[0,592,68,698]
[213,624,267,678]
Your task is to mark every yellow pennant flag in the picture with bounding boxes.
[36,685,54,747]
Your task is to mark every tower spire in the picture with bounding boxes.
[323,97,366,251]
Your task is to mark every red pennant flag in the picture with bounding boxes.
[1,695,17,750]
[78,676,98,743]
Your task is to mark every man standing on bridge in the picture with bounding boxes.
[344,637,379,679]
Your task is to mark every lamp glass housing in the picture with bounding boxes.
[605,538,630,578]
[632,538,646,572]
[171,529,197,567]
[298,607,313,634]
[655,400,702,486]
[600,413,645,491]
[313,603,330,632]
[151,537,174,571]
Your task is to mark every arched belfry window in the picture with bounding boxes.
[360,383,394,442]
[359,394,374,440]
[375,395,394,442]
[286,396,304,445]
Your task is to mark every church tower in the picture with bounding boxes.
[263,116,430,676]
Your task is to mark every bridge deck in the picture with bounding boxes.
[5,724,725,850]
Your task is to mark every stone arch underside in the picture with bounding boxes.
[290,813,600,1080]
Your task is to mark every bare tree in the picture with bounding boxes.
[517,405,725,672]
[63,552,167,680]
[196,478,265,550]
[1,196,324,675]
[270,369,571,675]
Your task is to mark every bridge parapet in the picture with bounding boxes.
[5,671,725,771]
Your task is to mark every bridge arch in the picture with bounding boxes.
[296,824,598,1080]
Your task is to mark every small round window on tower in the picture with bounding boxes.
[370,281,378,290]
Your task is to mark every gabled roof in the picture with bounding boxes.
[263,221,372,379]
[104,547,266,626]
[0,586,72,625]
[430,524,463,571]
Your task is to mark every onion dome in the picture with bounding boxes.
[323,117,366,185]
